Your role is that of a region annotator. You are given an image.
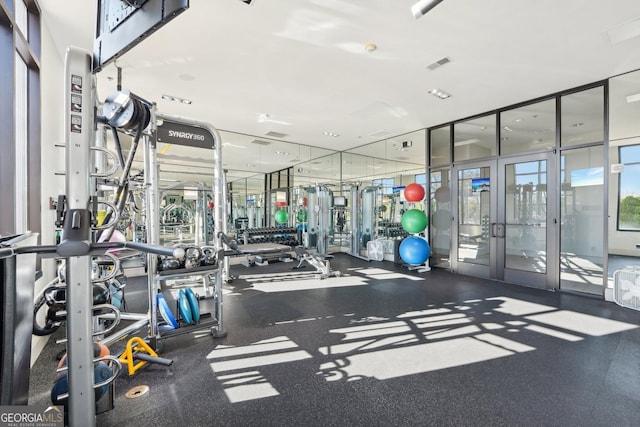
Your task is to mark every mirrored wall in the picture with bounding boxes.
[224,129,427,256]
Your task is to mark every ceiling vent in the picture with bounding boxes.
[251,139,272,146]
[426,56,451,71]
[265,131,288,138]
[370,129,392,138]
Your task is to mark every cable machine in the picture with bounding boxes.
[0,47,228,427]
[306,185,333,256]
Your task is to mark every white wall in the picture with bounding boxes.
[31,15,66,364]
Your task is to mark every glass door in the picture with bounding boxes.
[452,154,556,287]
[452,161,497,279]
[497,153,556,289]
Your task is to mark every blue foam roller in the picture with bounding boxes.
[178,289,193,324]
[157,293,178,329]
[185,287,200,323]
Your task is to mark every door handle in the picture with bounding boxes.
[491,223,505,238]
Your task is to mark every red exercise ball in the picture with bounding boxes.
[404,183,425,202]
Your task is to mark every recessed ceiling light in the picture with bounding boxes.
[364,43,377,52]
[324,131,340,137]
[428,88,451,99]
[275,151,290,155]
[572,122,584,127]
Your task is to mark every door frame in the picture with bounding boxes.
[451,159,498,280]
[450,152,557,289]
[497,152,557,290]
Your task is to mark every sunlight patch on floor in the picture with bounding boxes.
[250,276,369,292]
[487,296,556,316]
[318,336,521,381]
[525,310,638,336]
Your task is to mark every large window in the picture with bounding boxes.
[618,144,640,231]
[373,178,394,195]
[500,98,556,155]
[560,86,605,147]
[0,1,41,236]
[454,114,496,161]
[429,125,451,166]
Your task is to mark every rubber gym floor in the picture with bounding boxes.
[28,253,640,426]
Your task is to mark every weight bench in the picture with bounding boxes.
[292,247,340,279]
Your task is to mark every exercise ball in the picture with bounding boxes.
[432,209,451,231]
[58,341,110,369]
[98,228,126,243]
[434,186,450,203]
[100,229,127,255]
[399,236,431,265]
[404,183,425,202]
[297,210,308,222]
[276,201,287,207]
[401,209,427,234]
[274,209,288,224]
[51,363,112,406]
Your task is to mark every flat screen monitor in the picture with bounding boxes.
[333,196,347,207]
[94,0,189,72]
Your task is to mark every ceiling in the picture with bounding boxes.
[38,0,640,185]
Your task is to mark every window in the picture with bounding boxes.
[0,1,41,237]
[500,99,556,155]
[15,52,28,233]
[454,114,497,161]
[618,144,640,231]
[372,178,394,195]
[560,86,605,147]
[429,125,451,166]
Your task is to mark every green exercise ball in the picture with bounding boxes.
[275,209,289,224]
[401,209,427,234]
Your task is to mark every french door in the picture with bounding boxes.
[452,153,556,289]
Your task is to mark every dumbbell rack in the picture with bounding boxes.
[242,227,299,246]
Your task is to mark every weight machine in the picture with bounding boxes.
[0,47,228,427]
[305,185,333,256]
[348,185,379,260]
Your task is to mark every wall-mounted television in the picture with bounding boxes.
[94,0,189,72]
[333,196,347,207]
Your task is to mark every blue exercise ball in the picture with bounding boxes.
[399,236,431,265]
[51,363,112,406]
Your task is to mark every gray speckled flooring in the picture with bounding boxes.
[28,254,640,426]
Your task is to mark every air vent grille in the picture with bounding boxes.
[265,131,288,138]
[427,56,451,70]
[251,139,272,146]
[370,129,391,138]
